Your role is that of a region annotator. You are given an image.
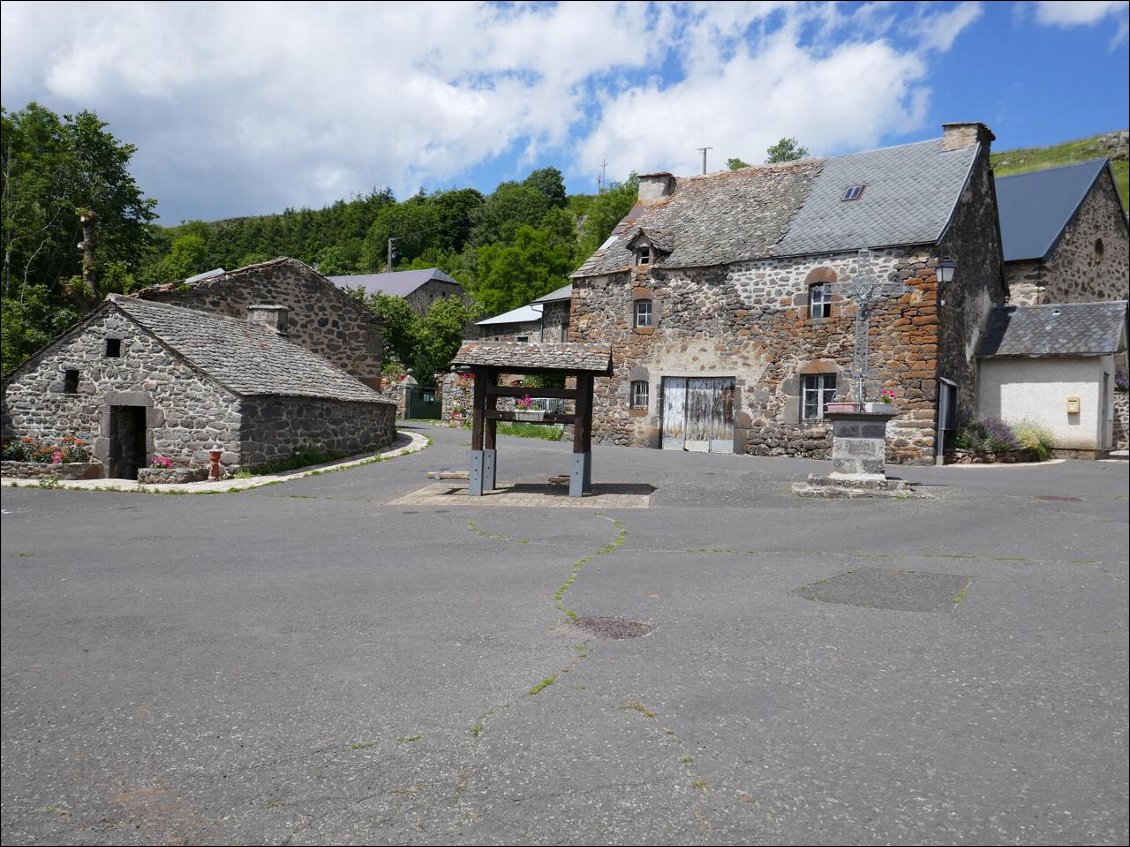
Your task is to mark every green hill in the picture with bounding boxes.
[991,130,1129,212]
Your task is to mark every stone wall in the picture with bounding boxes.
[138,258,384,387]
[238,396,396,469]
[570,147,1004,465]
[542,299,571,342]
[1,309,243,473]
[1006,171,1129,306]
[441,371,475,422]
[405,280,467,314]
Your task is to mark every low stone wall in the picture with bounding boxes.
[239,396,397,470]
[1114,391,1128,451]
[1,461,104,480]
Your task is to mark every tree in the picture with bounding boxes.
[523,167,568,209]
[362,292,417,368]
[575,174,638,260]
[727,157,752,170]
[765,137,809,163]
[472,224,575,316]
[471,182,551,247]
[2,103,156,370]
[412,295,475,384]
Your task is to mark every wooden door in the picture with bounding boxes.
[662,377,735,453]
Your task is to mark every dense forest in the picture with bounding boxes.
[1,102,639,374]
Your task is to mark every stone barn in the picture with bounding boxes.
[1,295,397,479]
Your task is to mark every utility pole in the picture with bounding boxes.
[79,209,97,294]
[386,237,397,273]
[697,146,712,174]
[599,158,607,194]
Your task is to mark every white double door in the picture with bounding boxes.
[661,377,735,453]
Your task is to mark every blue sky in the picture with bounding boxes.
[2,1,1127,225]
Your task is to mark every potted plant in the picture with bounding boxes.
[863,388,897,414]
[513,394,545,421]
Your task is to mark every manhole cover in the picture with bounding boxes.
[1036,495,1083,502]
[571,617,655,639]
[796,568,971,612]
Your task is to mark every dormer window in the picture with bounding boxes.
[636,245,651,266]
[841,184,865,201]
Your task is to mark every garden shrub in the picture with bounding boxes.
[1012,420,1055,461]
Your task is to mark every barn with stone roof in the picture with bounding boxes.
[569,122,1007,464]
[1,295,396,479]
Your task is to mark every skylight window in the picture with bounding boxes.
[841,184,865,201]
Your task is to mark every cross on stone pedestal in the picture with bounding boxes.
[834,248,911,404]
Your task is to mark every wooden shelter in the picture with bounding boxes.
[450,341,613,497]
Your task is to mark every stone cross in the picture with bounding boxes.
[835,248,911,403]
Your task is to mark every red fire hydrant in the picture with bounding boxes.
[209,446,223,481]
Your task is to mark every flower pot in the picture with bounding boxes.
[825,402,858,413]
[862,402,896,414]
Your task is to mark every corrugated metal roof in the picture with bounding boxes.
[327,268,462,298]
[476,304,542,326]
[109,296,387,402]
[452,341,613,374]
[977,301,1127,357]
[776,138,979,255]
[995,159,1109,262]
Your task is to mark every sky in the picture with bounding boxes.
[2,1,1128,225]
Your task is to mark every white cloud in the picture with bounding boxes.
[1031,1,1127,26]
[0,1,977,222]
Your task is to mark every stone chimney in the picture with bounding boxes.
[247,304,289,335]
[637,172,676,205]
[942,122,995,152]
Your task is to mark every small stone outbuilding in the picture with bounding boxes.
[1,295,396,479]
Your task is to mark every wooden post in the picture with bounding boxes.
[469,367,487,495]
[571,373,594,497]
[483,369,498,491]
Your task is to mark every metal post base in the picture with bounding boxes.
[470,449,497,496]
[570,452,591,498]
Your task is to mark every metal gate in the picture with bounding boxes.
[407,386,442,420]
[661,377,735,453]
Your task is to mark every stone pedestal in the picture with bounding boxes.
[825,409,898,477]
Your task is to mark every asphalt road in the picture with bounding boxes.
[2,424,1127,845]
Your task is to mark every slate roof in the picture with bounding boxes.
[532,284,573,304]
[108,296,386,402]
[452,341,613,374]
[327,268,462,298]
[977,301,1128,358]
[776,138,979,255]
[572,160,822,276]
[994,159,1111,262]
[573,134,984,276]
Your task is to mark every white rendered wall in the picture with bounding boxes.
[978,356,1112,450]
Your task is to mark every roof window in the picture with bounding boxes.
[841,184,865,201]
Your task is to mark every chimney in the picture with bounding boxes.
[637,172,676,205]
[247,304,289,335]
[941,122,995,153]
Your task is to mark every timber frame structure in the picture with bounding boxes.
[450,341,613,497]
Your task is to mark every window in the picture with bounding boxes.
[105,338,122,357]
[634,299,653,329]
[636,245,651,266]
[841,184,865,201]
[630,380,649,409]
[63,369,79,394]
[516,335,530,343]
[802,374,837,421]
[809,282,832,319]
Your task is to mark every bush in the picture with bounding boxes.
[1,435,91,463]
[1012,420,1055,461]
[954,415,1019,453]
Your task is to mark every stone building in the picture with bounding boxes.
[138,257,384,389]
[476,284,572,342]
[1,295,396,479]
[569,122,1006,464]
[977,301,1128,456]
[996,159,1129,306]
[327,268,467,315]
